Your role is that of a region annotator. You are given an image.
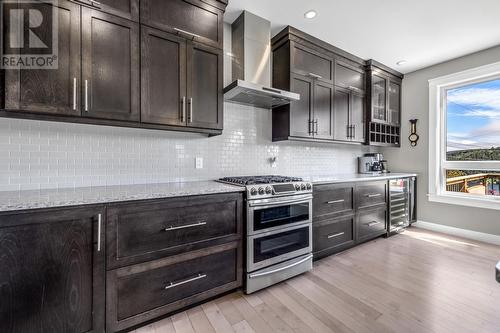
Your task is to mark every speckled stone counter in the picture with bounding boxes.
[0,181,244,213]
[301,173,417,185]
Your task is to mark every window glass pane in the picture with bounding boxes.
[446,78,500,161]
[446,170,500,197]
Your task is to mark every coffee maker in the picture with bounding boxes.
[358,153,389,174]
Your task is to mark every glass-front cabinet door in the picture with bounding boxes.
[371,75,387,122]
[388,80,401,125]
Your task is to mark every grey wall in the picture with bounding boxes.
[382,45,500,236]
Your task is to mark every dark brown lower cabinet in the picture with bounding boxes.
[313,215,355,260]
[106,241,242,332]
[357,206,387,243]
[313,181,390,260]
[0,206,105,333]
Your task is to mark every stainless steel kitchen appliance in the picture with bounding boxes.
[388,177,417,235]
[358,153,388,174]
[218,176,313,294]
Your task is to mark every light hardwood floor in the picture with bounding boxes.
[132,228,500,333]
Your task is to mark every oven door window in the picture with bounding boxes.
[253,202,310,231]
[253,226,310,263]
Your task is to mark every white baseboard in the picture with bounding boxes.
[412,220,500,246]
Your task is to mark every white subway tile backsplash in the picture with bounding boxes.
[0,103,377,190]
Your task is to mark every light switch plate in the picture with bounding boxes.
[195,157,203,169]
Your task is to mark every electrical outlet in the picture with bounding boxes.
[195,157,203,169]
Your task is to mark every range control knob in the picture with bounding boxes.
[250,188,258,196]
[265,186,272,194]
[295,184,301,191]
[306,183,312,190]
[301,183,306,190]
[258,187,265,195]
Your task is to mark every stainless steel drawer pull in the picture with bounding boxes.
[73,78,77,110]
[181,96,186,122]
[84,80,89,112]
[174,28,202,39]
[327,232,345,239]
[367,221,381,227]
[188,97,193,123]
[327,199,345,204]
[97,213,102,252]
[164,273,206,290]
[366,193,382,198]
[308,72,323,79]
[90,0,101,6]
[164,221,206,232]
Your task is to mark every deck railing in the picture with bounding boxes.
[446,173,500,195]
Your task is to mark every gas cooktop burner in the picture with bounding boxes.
[219,175,303,185]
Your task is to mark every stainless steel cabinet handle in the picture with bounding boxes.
[348,86,363,93]
[181,96,186,122]
[314,119,318,135]
[366,193,382,198]
[352,125,356,138]
[90,0,101,6]
[327,232,345,239]
[367,221,381,227]
[73,78,77,111]
[164,273,206,290]
[327,199,345,204]
[164,221,206,232]
[174,27,202,40]
[309,119,313,135]
[97,213,102,252]
[249,255,313,278]
[307,72,322,79]
[188,97,193,123]
[84,80,89,112]
[346,125,351,138]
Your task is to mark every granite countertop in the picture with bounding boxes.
[301,173,418,185]
[0,181,244,213]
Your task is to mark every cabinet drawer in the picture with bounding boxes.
[357,207,387,242]
[313,184,354,218]
[356,181,387,209]
[107,193,243,269]
[291,43,333,83]
[107,242,241,332]
[313,216,354,256]
[141,0,224,49]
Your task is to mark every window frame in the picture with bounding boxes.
[428,61,500,210]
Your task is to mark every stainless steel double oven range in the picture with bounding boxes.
[219,176,313,294]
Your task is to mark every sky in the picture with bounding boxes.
[447,78,500,151]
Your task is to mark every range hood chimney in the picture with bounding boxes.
[223,11,299,109]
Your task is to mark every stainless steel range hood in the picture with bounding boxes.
[224,11,299,108]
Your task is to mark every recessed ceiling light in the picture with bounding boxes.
[396,60,408,66]
[304,10,317,19]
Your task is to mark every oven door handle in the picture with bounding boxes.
[248,198,311,208]
[248,255,313,278]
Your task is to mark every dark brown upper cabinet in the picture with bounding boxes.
[0,206,105,333]
[82,9,140,122]
[89,0,139,21]
[272,28,365,143]
[141,27,187,126]
[334,86,366,143]
[141,28,223,130]
[3,0,81,116]
[290,42,334,85]
[141,0,224,49]
[366,60,403,147]
[187,42,223,129]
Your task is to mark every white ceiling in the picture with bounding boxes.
[224,0,500,74]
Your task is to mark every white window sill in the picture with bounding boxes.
[428,193,500,211]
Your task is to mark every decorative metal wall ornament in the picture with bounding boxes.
[409,119,419,147]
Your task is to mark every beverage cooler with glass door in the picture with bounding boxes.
[388,177,416,235]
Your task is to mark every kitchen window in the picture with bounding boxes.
[428,62,500,210]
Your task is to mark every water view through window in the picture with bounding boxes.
[446,78,500,197]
